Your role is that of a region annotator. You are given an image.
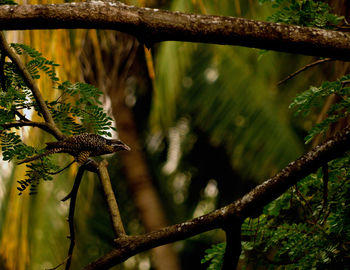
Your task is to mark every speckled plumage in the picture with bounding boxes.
[18,133,130,165]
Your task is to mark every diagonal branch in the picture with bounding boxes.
[97,160,126,238]
[0,32,64,140]
[83,126,350,270]
[0,2,350,60]
[278,58,334,85]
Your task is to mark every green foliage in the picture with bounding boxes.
[290,74,350,144]
[0,132,59,195]
[259,0,343,28]
[17,157,59,195]
[203,89,350,269]
[0,132,35,161]
[204,157,350,269]
[0,43,115,194]
[238,157,350,268]
[11,43,59,81]
[201,242,226,270]
[51,81,115,136]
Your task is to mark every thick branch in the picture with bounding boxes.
[84,126,350,269]
[0,32,64,140]
[0,2,350,60]
[98,160,126,238]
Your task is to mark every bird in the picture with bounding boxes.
[17,133,130,165]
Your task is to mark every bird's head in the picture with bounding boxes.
[109,139,131,152]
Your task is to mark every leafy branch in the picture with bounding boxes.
[260,0,343,29]
[0,32,115,175]
[0,32,64,139]
[290,74,350,144]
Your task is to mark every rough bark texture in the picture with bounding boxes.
[1,2,350,60]
[84,126,350,269]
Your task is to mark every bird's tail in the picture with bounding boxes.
[17,148,61,165]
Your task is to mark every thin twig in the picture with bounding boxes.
[0,31,64,140]
[61,163,85,202]
[294,186,318,224]
[98,159,126,238]
[46,256,70,270]
[64,164,87,270]
[278,58,333,86]
[14,111,29,121]
[46,159,75,175]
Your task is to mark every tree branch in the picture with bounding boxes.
[0,2,350,60]
[97,159,126,238]
[0,120,61,137]
[277,58,334,85]
[0,32,64,140]
[83,126,350,269]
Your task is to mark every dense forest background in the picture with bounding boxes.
[0,0,349,269]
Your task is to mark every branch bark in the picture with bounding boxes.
[84,126,350,269]
[0,2,350,60]
[0,121,61,137]
[98,160,126,238]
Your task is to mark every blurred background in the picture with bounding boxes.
[0,0,343,269]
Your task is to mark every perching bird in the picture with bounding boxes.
[17,133,130,165]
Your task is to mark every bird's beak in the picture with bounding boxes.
[121,143,131,151]
[114,140,131,151]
